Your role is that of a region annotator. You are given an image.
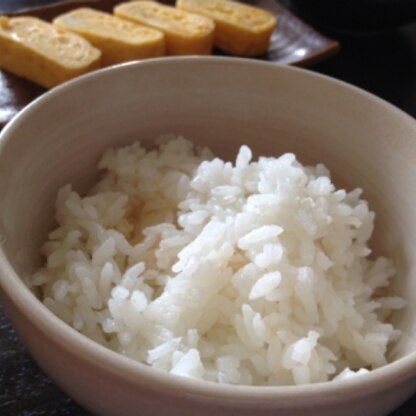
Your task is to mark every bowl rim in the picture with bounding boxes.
[1,55,416,402]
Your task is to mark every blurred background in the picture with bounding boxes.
[1,0,416,415]
[280,0,416,119]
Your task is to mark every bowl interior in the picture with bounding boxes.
[1,57,416,366]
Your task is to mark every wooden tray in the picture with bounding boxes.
[0,0,340,129]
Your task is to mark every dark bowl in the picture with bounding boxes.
[287,0,416,34]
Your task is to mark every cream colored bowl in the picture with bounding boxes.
[1,57,416,416]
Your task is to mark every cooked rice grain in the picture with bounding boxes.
[30,135,404,385]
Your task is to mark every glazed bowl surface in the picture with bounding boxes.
[1,57,416,416]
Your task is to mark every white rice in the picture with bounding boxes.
[29,134,405,385]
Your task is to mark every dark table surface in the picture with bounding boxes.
[1,1,416,415]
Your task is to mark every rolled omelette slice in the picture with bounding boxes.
[53,8,166,66]
[0,16,101,88]
[176,0,277,56]
[114,1,215,55]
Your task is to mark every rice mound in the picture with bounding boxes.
[29,135,405,385]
